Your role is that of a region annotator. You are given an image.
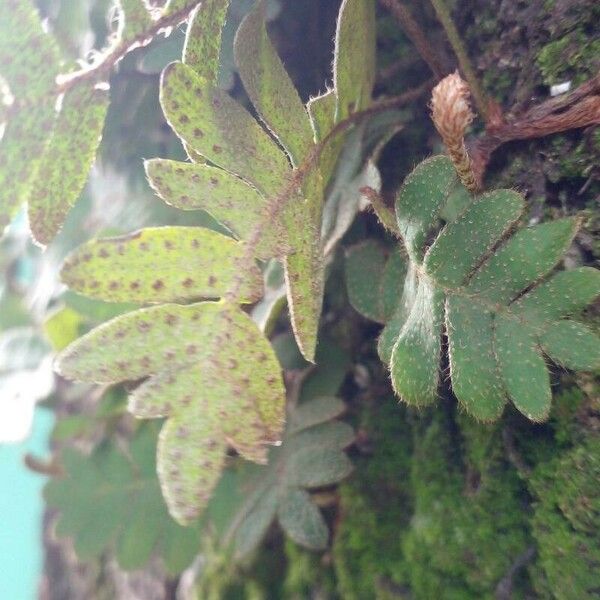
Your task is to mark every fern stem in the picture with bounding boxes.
[445,136,478,192]
[379,0,446,79]
[223,82,432,304]
[361,186,401,236]
[24,453,64,477]
[429,0,489,120]
[55,2,201,94]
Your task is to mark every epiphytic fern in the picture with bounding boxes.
[347,156,600,421]
[56,0,377,527]
[147,0,377,360]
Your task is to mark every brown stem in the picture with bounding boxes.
[377,55,419,84]
[378,0,446,80]
[446,138,478,192]
[495,546,536,600]
[471,73,600,186]
[24,453,64,477]
[367,79,435,115]
[502,427,532,477]
[56,2,200,93]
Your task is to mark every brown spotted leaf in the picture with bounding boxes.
[0,0,203,241]
[56,302,285,525]
[0,0,62,231]
[56,302,224,383]
[281,169,325,362]
[144,159,285,257]
[29,82,109,245]
[234,4,314,166]
[157,407,228,525]
[0,0,61,101]
[157,56,326,359]
[230,5,326,361]
[118,0,153,42]
[183,0,230,83]
[0,100,56,232]
[160,61,290,197]
[60,227,262,304]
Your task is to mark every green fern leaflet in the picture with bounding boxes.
[347,156,600,421]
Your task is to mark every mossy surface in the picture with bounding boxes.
[402,409,532,599]
[330,401,537,599]
[283,540,337,599]
[194,540,286,600]
[536,7,600,88]
[332,398,413,599]
[528,435,600,599]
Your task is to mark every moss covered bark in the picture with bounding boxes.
[264,0,600,597]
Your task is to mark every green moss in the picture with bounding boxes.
[332,398,413,599]
[537,31,600,86]
[283,540,337,599]
[194,551,246,600]
[543,134,600,183]
[194,541,286,600]
[548,386,586,446]
[508,383,594,476]
[533,1,600,87]
[402,409,532,599]
[529,435,600,598]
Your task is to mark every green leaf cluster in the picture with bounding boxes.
[52,0,376,531]
[49,337,353,574]
[56,299,285,525]
[0,1,107,244]
[347,156,600,421]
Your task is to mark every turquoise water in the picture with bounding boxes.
[0,408,54,600]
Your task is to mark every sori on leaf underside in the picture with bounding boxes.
[0,0,203,245]
[55,0,377,527]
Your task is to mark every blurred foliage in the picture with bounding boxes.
[45,423,204,574]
